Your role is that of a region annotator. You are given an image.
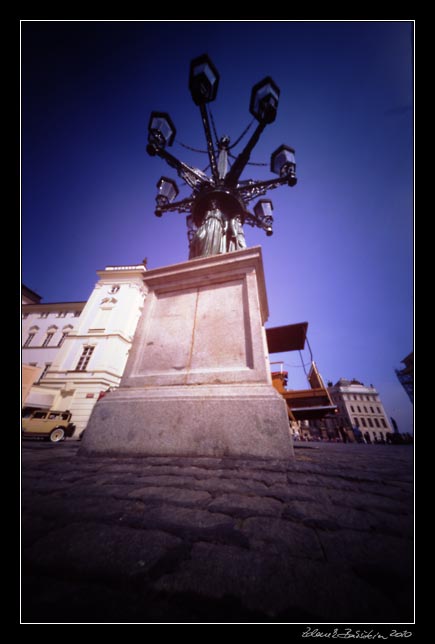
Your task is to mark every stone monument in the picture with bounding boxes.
[80,54,298,459]
[80,246,293,458]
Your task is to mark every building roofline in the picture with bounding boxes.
[22,284,43,303]
[22,301,86,309]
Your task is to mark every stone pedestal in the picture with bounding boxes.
[79,247,293,459]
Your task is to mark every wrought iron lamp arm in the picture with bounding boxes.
[225,121,267,187]
[147,143,213,192]
[238,175,296,203]
[244,209,273,234]
[155,196,194,217]
[198,104,219,183]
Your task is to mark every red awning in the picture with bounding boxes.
[266,322,308,354]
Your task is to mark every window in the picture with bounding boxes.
[42,333,54,347]
[58,332,69,346]
[22,312,28,319]
[110,285,120,294]
[23,333,35,347]
[361,418,367,427]
[370,406,374,413]
[57,311,67,318]
[39,312,49,318]
[74,311,81,317]
[354,418,360,427]
[32,411,47,419]
[374,418,380,428]
[39,363,51,381]
[380,418,387,428]
[363,406,368,413]
[377,407,381,414]
[350,406,355,412]
[357,406,361,413]
[367,418,373,428]
[75,346,95,371]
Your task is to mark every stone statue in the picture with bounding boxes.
[226,214,247,253]
[188,201,226,259]
[188,199,247,260]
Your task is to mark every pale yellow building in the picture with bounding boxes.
[22,263,147,436]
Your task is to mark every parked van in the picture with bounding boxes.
[22,410,76,442]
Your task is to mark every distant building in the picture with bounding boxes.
[395,352,413,404]
[22,264,147,436]
[323,379,393,444]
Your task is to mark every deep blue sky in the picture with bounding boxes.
[21,20,414,432]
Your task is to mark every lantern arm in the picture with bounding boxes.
[155,196,195,217]
[237,176,290,203]
[148,143,213,191]
[243,209,274,234]
[225,121,266,187]
[198,104,219,183]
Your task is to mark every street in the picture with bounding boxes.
[21,440,414,623]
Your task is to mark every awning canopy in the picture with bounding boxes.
[24,388,58,410]
[266,322,308,354]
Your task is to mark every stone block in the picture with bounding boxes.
[80,248,293,460]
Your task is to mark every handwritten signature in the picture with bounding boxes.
[302,628,413,639]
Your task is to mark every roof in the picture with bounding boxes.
[22,284,42,304]
[266,322,308,354]
[22,301,86,312]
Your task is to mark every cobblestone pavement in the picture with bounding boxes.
[21,441,414,624]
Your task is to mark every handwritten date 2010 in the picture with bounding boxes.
[302,628,413,639]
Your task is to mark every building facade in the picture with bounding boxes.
[22,264,147,436]
[396,352,413,404]
[324,378,393,443]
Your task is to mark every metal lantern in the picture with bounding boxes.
[249,77,280,124]
[156,176,179,208]
[271,145,297,186]
[254,199,274,235]
[189,54,220,105]
[146,55,297,255]
[147,111,176,149]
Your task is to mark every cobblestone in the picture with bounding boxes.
[21,441,414,623]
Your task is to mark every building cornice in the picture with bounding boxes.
[96,266,147,281]
[68,332,133,343]
[44,369,123,382]
[22,301,86,313]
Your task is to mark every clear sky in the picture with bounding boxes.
[21,20,414,433]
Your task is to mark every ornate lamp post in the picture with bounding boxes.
[146,54,297,259]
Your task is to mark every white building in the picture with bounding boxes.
[326,378,393,443]
[22,264,147,436]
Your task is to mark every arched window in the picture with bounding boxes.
[23,326,39,347]
[42,326,58,347]
[58,325,73,347]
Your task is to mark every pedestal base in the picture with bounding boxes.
[79,384,293,459]
[79,247,294,460]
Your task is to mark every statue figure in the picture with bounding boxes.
[226,214,247,252]
[188,200,227,260]
[188,198,248,260]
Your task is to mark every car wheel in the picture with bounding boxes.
[49,427,65,443]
